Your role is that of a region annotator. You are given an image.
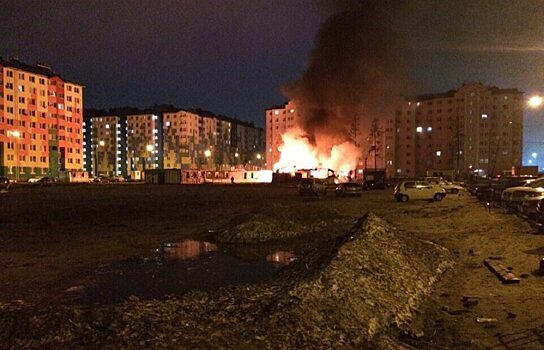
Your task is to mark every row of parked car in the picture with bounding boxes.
[468,176,544,232]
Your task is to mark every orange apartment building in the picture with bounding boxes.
[384,82,523,178]
[0,58,83,180]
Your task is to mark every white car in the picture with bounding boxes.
[501,177,544,209]
[424,177,464,194]
[520,193,544,217]
[394,181,446,202]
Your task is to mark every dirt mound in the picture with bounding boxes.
[0,212,453,349]
[216,207,352,243]
[259,212,454,347]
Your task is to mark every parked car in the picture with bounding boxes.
[0,176,11,192]
[109,176,126,182]
[335,182,363,197]
[423,177,464,194]
[501,177,544,209]
[361,180,390,191]
[520,193,544,218]
[298,178,327,196]
[394,181,446,202]
[536,198,544,233]
[27,176,44,183]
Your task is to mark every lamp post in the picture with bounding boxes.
[204,149,211,170]
[94,140,105,177]
[143,144,154,177]
[10,130,21,182]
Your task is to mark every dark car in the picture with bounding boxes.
[361,180,390,191]
[335,182,363,197]
[0,176,10,191]
[536,198,544,233]
[298,178,326,196]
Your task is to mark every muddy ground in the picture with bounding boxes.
[0,183,543,349]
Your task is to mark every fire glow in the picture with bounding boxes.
[273,128,359,176]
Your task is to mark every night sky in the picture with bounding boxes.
[1,0,543,164]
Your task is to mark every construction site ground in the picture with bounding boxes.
[1,183,543,349]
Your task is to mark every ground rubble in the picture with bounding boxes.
[0,212,453,349]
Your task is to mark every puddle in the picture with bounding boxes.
[82,240,296,304]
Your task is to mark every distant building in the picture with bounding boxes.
[127,113,162,173]
[84,107,264,176]
[265,101,299,169]
[266,82,524,178]
[88,116,126,177]
[0,58,84,180]
[385,82,524,178]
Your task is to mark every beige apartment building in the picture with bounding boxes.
[127,113,160,172]
[0,58,84,180]
[384,82,524,178]
[89,116,123,176]
[163,109,263,170]
[265,101,298,169]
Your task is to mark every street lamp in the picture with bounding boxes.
[144,144,154,170]
[94,140,105,177]
[528,95,543,109]
[10,130,21,182]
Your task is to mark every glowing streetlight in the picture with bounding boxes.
[528,95,543,109]
[204,149,211,158]
[10,130,21,182]
[143,144,154,171]
[256,153,262,160]
[234,152,239,158]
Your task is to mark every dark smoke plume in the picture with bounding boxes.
[282,0,413,154]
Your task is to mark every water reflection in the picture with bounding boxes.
[266,251,297,266]
[83,240,297,303]
[162,240,218,260]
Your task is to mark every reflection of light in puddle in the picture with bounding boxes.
[266,251,297,266]
[162,240,218,260]
[83,240,297,303]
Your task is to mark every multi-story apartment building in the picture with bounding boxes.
[88,116,127,176]
[84,107,264,175]
[0,58,83,180]
[384,82,524,178]
[127,113,162,172]
[265,101,298,169]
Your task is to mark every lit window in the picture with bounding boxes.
[436,151,441,157]
[289,109,295,113]
[416,126,423,133]
[427,127,432,132]
[481,114,488,119]
[105,124,110,129]
[274,110,279,115]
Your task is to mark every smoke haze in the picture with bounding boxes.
[282,0,413,156]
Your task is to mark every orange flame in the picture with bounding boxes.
[273,128,359,175]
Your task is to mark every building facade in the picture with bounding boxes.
[84,107,265,176]
[127,113,161,172]
[0,58,83,180]
[384,82,524,178]
[265,101,298,170]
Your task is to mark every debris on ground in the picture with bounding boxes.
[0,212,453,349]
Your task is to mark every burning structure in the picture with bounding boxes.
[266,1,412,178]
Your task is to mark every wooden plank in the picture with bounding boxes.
[484,258,521,284]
